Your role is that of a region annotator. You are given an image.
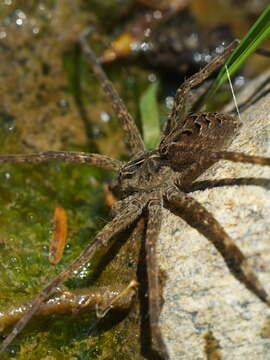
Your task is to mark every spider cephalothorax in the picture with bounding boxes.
[118,150,174,195]
[159,112,239,167]
[0,28,269,360]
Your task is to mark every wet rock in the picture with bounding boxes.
[158,70,270,359]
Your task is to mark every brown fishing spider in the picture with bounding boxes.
[0,28,270,359]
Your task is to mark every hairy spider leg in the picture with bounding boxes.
[79,27,144,154]
[0,193,148,355]
[0,151,122,171]
[95,280,139,318]
[164,40,239,136]
[145,199,169,359]
[211,151,270,166]
[165,187,270,305]
[171,149,270,187]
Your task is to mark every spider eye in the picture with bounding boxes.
[159,147,168,156]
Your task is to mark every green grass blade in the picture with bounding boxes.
[140,81,160,149]
[194,5,270,110]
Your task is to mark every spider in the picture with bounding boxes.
[0,27,270,359]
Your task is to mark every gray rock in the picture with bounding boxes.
[158,70,270,359]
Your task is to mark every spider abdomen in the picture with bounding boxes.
[159,112,239,162]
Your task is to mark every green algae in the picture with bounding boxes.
[0,1,149,359]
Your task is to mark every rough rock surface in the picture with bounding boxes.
[158,71,270,359]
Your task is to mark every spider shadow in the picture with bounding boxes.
[183,177,270,193]
[86,213,166,360]
[97,217,165,360]
[176,176,270,303]
[67,42,99,151]
[81,216,160,358]
[136,218,167,360]
[90,176,270,359]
